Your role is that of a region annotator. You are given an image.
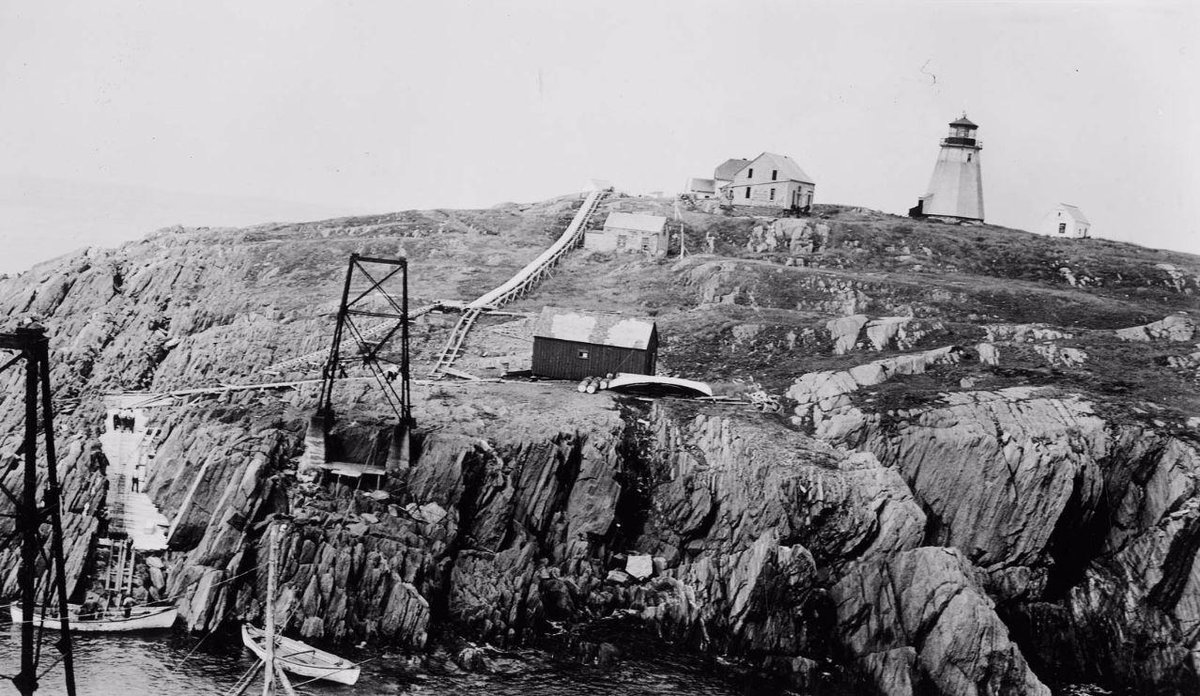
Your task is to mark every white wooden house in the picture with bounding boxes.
[584,212,669,256]
[1038,204,1091,238]
[714,158,750,187]
[684,177,717,198]
[719,153,815,210]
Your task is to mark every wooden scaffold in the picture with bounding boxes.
[0,325,77,696]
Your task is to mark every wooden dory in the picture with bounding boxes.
[8,604,177,632]
[241,623,361,686]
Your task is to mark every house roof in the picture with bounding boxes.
[687,178,716,194]
[737,152,815,185]
[532,306,656,350]
[950,116,978,128]
[714,158,750,181]
[1057,203,1089,224]
[603,212,667,234]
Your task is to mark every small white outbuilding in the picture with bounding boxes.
[1039,204,1091,238]
[584,212,669,256]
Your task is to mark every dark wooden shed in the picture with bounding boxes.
[531,306,658,380]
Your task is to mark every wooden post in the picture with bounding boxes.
[16,334,39,696]
[37,339,78,696]
[261,522,278,696]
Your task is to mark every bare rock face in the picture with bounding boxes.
[834,547,1050,696]
[791,353,1200,692]
[627,404,928,682]
[1115,313,1195,342]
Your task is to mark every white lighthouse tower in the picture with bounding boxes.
[909,115,985,221]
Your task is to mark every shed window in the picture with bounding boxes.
[771,169,777,181]
[641,237,651,251]
[1058,223,1067,234]
[577,349,590,359]
[617,235,627,248]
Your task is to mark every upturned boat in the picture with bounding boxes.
[241,623,361,686]
[8,603,177,632]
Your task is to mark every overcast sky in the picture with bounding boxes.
[1,0,1196,273]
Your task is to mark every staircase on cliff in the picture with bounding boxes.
[429,187,611,377]
[100,399,170,552]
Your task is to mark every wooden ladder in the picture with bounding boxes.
[106,538,135,595]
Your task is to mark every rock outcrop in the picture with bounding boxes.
[834,547,1050,696]
[788,350,1200,692]
[2,198,1198,695]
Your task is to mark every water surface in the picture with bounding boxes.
[1,628,800,696]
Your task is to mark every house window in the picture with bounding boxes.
[577,349,590,359]
[1058,223,1067,234]
[769,188,776,200]
[967,153,972,162]
[747,168,753,178]
[771,169,777,181]
[744,188,750,199]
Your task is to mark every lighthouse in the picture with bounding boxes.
[909,115,985,221]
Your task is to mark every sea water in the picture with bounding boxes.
[0,628,799,696]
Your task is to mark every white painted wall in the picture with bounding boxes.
[1037,207,1091,238]
[584,227,668,256]
[921,145,984,220]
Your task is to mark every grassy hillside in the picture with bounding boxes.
[2,192,1197,425]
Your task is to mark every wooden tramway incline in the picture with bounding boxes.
[262,302,440,376]
[429,188,610,377]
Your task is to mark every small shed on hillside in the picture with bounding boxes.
[685,177,717,198]
[1038,203,1091,238]
[531,306,658,380]
[584,212,669,256]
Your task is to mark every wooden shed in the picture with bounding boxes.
[531,306,658,380]
[584,212,669,257]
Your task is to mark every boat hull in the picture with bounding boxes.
[241,624,360,686]
[8,604,177,632]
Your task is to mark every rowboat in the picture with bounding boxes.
[8,603,177,632]
[241,623,360,686]
[603,373,713,397]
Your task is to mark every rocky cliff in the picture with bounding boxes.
[1,197,1198,695]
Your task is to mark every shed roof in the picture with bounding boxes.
[1056,203,1089,224]
[532,307,656,350]
[714,158,750,181]
[738,152,815,185]
[603,212,667,234]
